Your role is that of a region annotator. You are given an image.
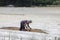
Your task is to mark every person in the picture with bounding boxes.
[20,20,32,31]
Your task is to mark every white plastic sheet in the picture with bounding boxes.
[0,29,46,40]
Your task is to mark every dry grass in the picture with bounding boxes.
[0,27,48,34]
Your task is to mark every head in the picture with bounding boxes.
[28,20,32,23]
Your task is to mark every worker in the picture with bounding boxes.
[20,20,32,31]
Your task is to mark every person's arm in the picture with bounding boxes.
[27,23,31,29]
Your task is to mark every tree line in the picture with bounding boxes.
[0,0,58,7]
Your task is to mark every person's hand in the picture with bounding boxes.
[28,28,31,31]
[30,28,31,30]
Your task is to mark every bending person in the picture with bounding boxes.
[20,20,32,31]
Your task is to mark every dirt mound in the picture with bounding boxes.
[0,27,48,34]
